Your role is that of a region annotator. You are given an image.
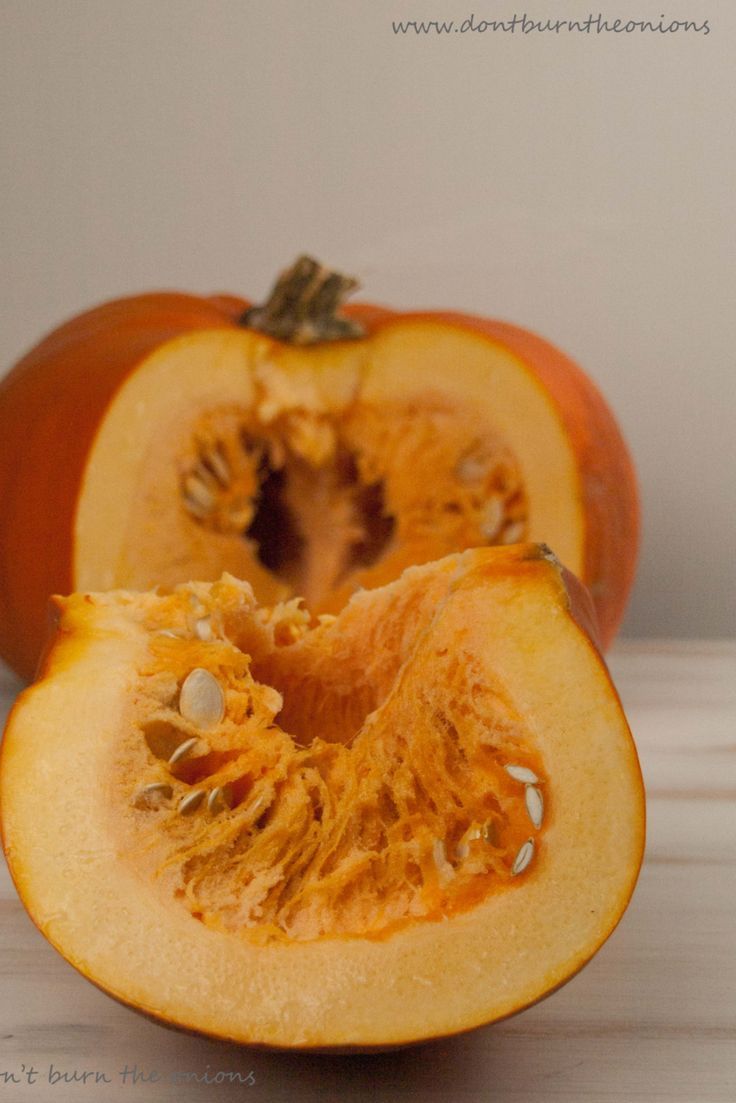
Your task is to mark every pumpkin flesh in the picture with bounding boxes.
[76,323,583,607]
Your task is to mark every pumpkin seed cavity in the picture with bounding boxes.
[180,396,528,611]
[126,577,547,944]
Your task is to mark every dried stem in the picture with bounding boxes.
[241,256,365,345]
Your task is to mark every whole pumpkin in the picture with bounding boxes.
[0,257,638,679]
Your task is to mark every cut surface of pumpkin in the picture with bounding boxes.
[0,545,644,1048]
[94,345,537,615]
[0,260,639,679]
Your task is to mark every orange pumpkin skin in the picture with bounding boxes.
[0,292,638,680]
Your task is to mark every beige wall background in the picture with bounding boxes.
[1,0,734,637]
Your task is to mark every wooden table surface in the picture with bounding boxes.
[0,640,734,1103]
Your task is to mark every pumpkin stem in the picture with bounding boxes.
[241,256,365,345]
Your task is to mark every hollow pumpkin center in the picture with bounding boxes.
[121,574,546,944]
[244,445,395,599]
[179,393,528,611]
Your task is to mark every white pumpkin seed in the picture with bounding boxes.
[183,494,210,519]
[500,520,525,545]
[192,459,222,489]
[207,785,233,814]
[227,504,255,531]
[505,764,539,785]
[178,790,205,815]
[244,792,271,822]
[525,785,544,829]
[194,617,214,641]
[183,474,215,510]
[204,446,231,487]
[168,737,199,766]
[179,668,225,729]
[457,454,487,482]
[512,838,535,875]
[480,495,505,540]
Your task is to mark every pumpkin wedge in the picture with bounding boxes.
[0,258,639,679]
[0,545,645,1049]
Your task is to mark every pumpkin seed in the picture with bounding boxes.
[203,445,231,487]
[512,838,535,875]
[133,782,173,809]
[194,459,223,488]
[504,764,539,785]
[525,785,544,829]
[183,473,215,510]
[226,501,255,530]
[244,792,271,822]
[179,668,225,729]
[183,494,209,519]
[207,785,233,814]
[168,737,200,766]
[178,790,205,815]
[457,453,487,482]
[194,617,214,641]
[480,495,505,540]
[500,520,525,545]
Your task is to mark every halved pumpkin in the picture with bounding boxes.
[0,545,644,1048]
[0,258,639,679]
